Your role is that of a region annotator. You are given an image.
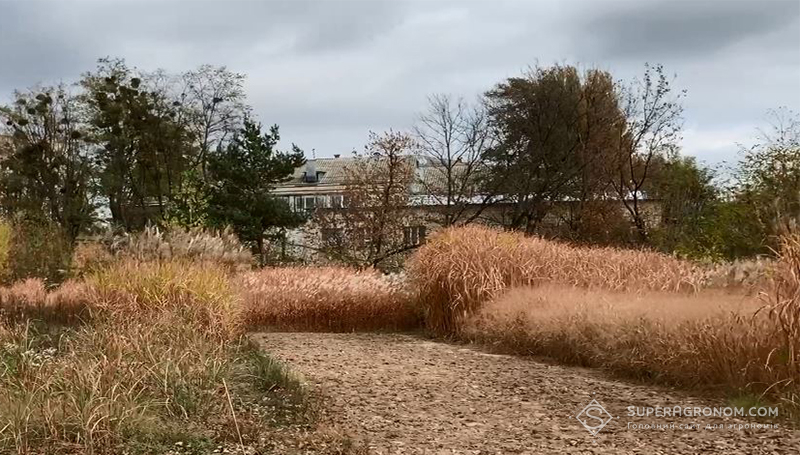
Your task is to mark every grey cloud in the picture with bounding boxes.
[0,1,92,92]
[579,0,800,60]
[0,0,405,89]
[0,0,799,165]
[287,1,406,54]
[121,0,406,55]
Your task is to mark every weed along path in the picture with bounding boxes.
[255,332,800,455]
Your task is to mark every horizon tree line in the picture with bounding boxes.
[0,57,796,265]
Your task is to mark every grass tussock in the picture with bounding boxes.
[0,260,303,455]
[409,225,705,335]
[0,278,92,323]
[464,286,786,391]
[239,267,419,332]
[89,260,243,340]
[700,257,775,292]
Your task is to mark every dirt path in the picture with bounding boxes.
[254,332,799,454]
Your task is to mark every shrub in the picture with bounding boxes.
[1,218,73,286]
[238,267,419,332]
[408,225,704,335]
[0,220,10,276]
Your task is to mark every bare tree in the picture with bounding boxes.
[609,63,685,242]
[138,64,248,177]
[179,65,249,178]
[737,107,800,242]
[414,94,496,227]
[312,131,416,268]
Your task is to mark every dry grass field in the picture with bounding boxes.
[0,228,413,453]
[0,257,315,454]
[0,225,797,453]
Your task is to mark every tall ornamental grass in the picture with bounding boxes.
[238,267,419,332]
[463,286,789,397]
[409,225,705,335]
[72,226,254,276]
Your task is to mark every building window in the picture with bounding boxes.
[331,194,344,208]
[304,196,317,211]
[293,195,321,212]
[403,225,427,246]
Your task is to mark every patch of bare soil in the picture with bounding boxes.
[254,332,799,454]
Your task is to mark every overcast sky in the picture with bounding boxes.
[1,0,799,167]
